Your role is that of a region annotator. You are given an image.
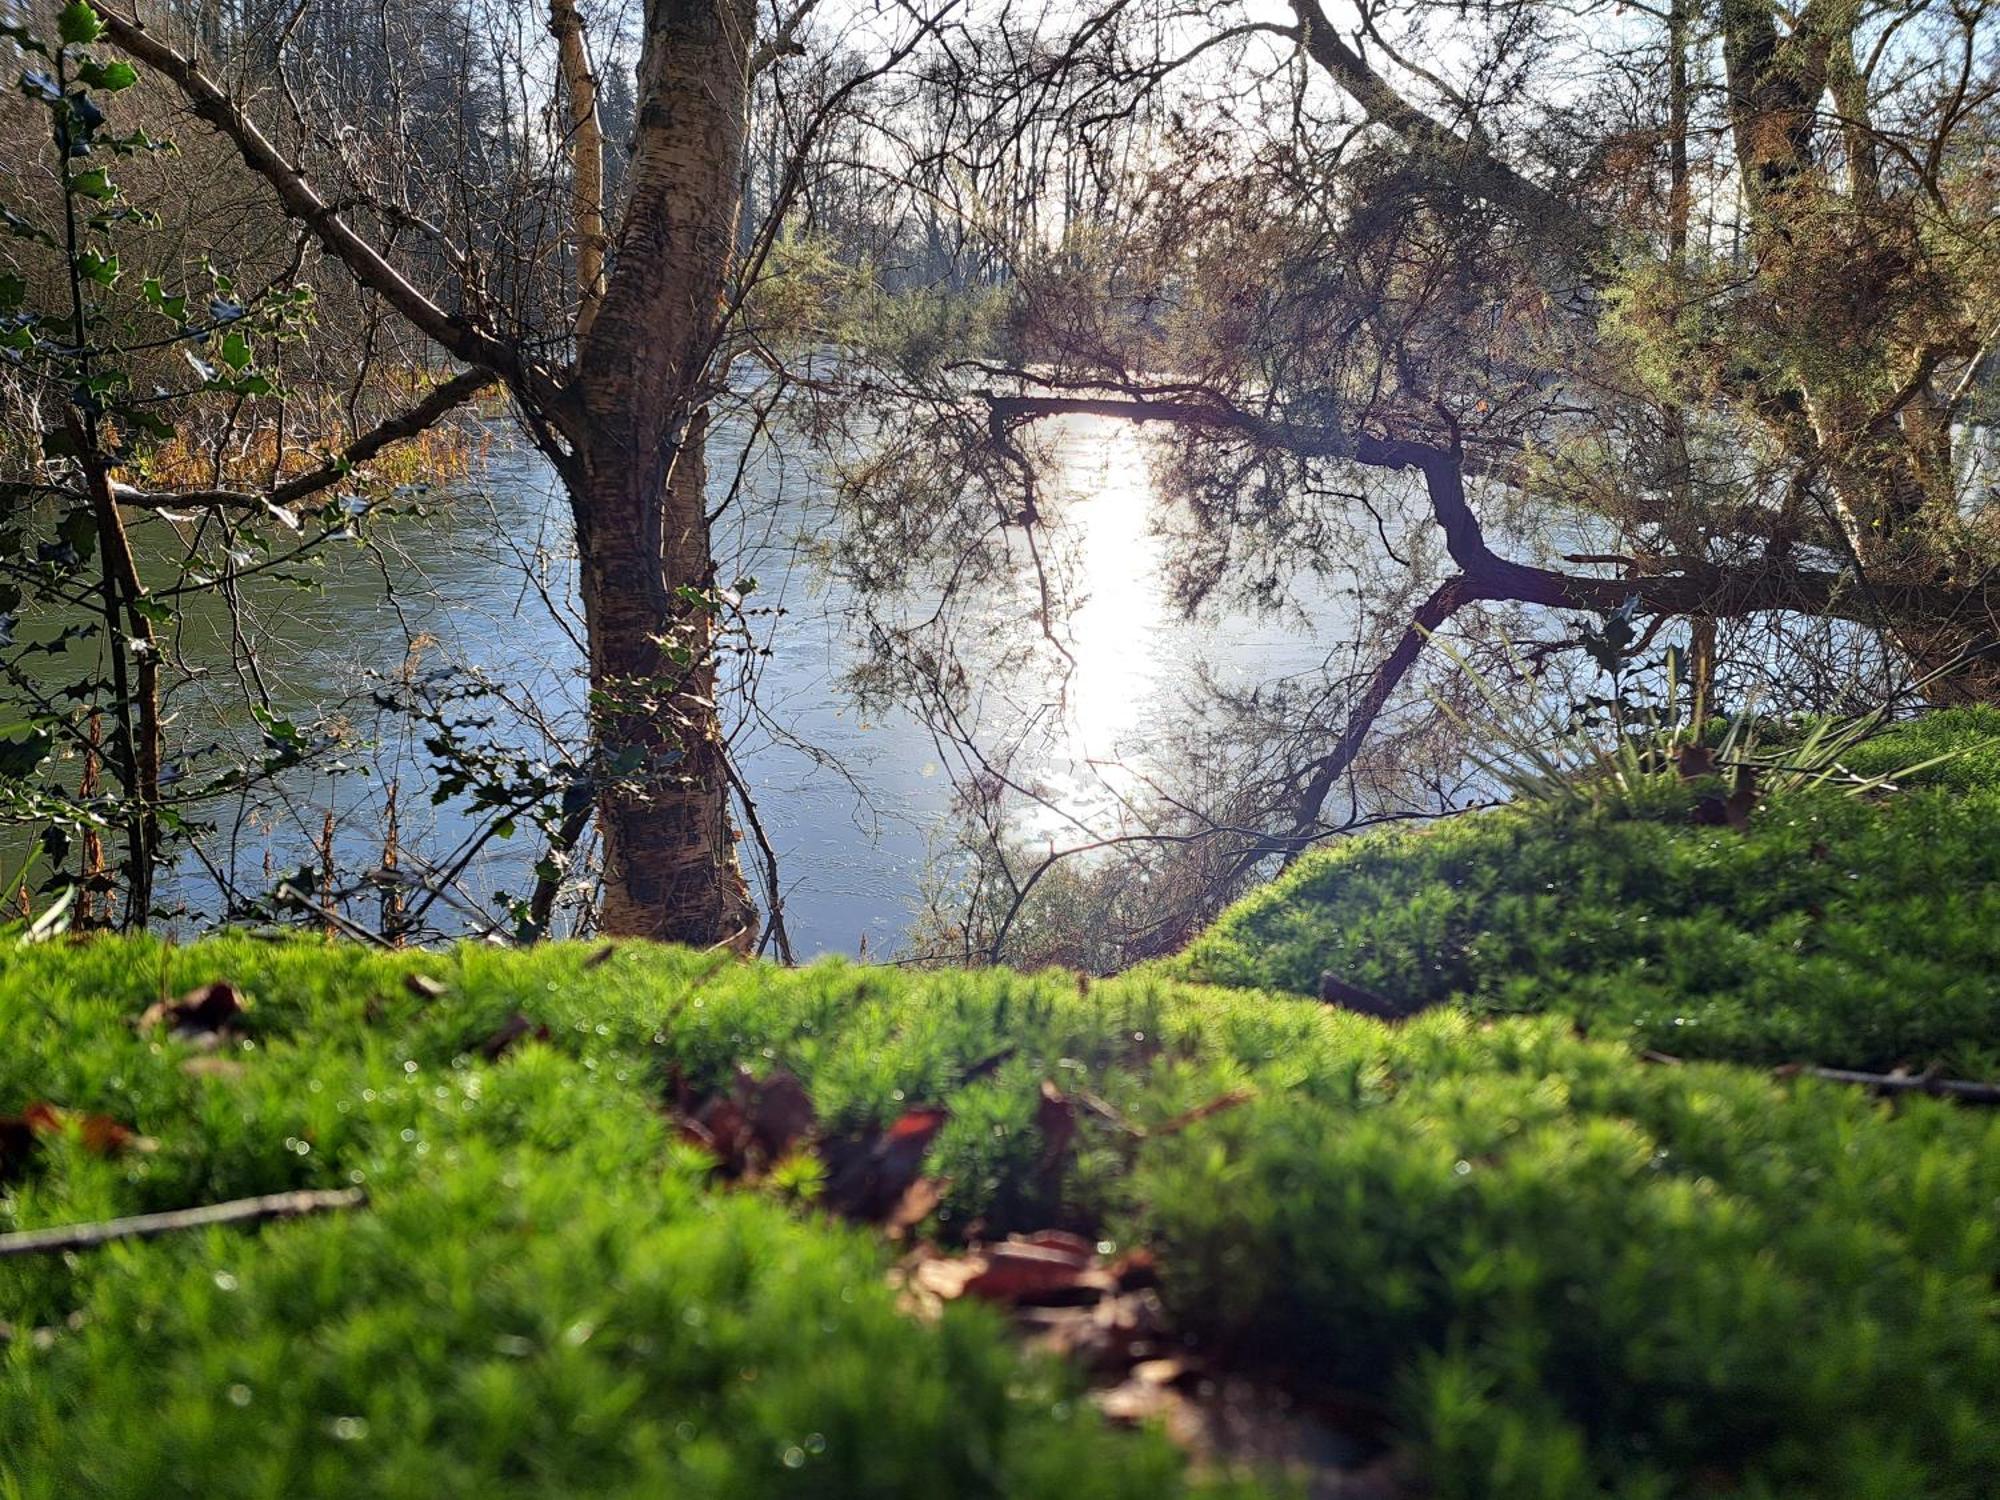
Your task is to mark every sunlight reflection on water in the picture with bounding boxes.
[1060,418,1173,763]
[15,417,1352,957]
[989,416,1343,849]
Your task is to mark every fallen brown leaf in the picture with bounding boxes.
[745,1068,816,1161]
[676,1066,823,1178]
[0,1103,157,1174]
[582,943,619,969]
[1021,1228,1095,1259]
[479,1012,552,1061]
[138,980,247,1044]
[681,1091,751,1163]
[820,1106,949,1224]
[403,972,448,1001]
[963,1239,1114,1305]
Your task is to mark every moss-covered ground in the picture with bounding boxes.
[3,711,1998,1497]
[1179,707,2000,1077]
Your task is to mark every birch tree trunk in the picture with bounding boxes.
[550,0,606,341]
[567,0,758,945]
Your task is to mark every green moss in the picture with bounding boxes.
[0,947,1209,1499]
[4,928,1999,1497]
[1180,709,2000,1076]
[1130,1010,2000,1498]
[4,712,1998,1496]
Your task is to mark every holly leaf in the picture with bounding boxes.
[77,58,136,91]
[58,505,98,561]
[57,3,103,46]
[0,728,52,779]
[69,166,114,201]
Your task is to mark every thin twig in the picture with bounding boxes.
[1776,1065,2000,1105]
[0,1188,367,1259]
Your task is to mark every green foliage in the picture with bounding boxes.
[4,889,1998,1496]
[1181,709,2000,1076]
[1130,1010,2000,1498]
[0,944,1203,1499]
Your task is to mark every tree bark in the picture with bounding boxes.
[573,414,753,945]
[567,0,759,946]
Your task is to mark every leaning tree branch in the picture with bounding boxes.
[98,10,558,407]
[1287,0,1585,240]
[983,389,2000,852]
[102,367,498,516]
[981,391,1995,633]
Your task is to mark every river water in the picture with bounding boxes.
[11,413,1366,955]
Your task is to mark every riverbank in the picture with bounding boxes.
[4,710,1997,1496]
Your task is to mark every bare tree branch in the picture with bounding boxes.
[101,367,498,515]
[0,1188,367,1258]
[1287,0,1582,236]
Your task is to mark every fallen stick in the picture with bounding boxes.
[1776,1065,2000,1105]
[0,1187,367,1259]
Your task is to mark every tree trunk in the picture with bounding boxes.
[549,0,607,341]
[572,417,753,945]
[566,0,759,947]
